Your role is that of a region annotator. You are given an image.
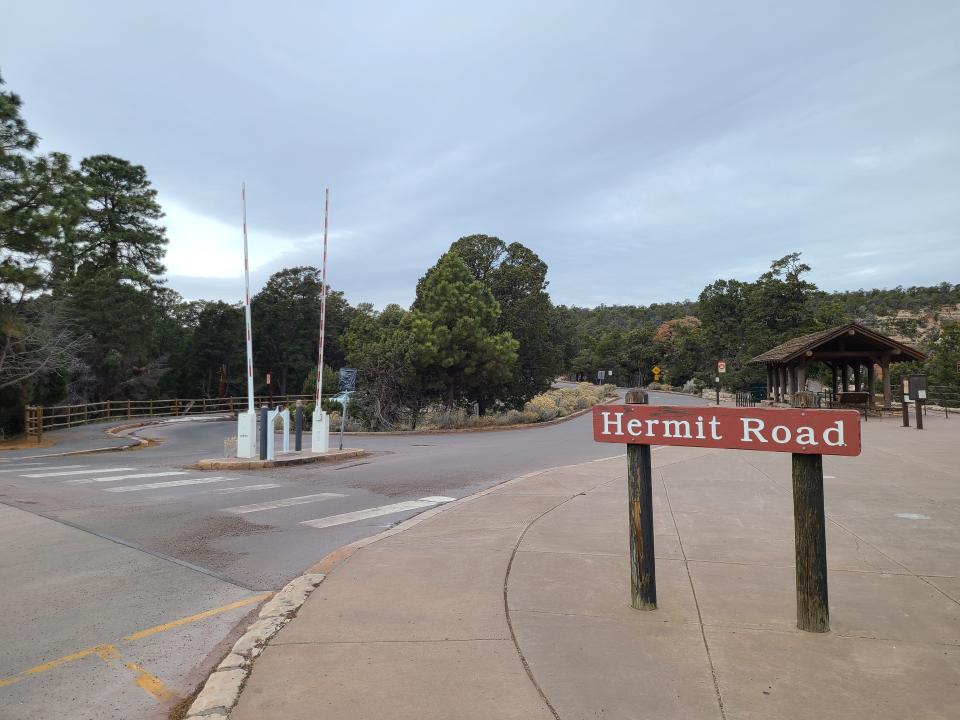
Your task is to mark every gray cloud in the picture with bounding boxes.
[5,1,959,307]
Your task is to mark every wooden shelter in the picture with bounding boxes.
[750,323,926,407]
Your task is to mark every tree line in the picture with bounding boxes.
[3,72,959,434]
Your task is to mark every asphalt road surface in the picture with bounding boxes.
[0,390,707,720]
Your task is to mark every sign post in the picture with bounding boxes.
[594,400,861,633]
[792,452,829,632]
[716,361,726,406]
[625,389,656,609]
[901,376,910,427]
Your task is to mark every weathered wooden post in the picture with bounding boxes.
[901,377,910,427]
[915,397,924,430]
[625,389,656,610]
[792,453,829,632]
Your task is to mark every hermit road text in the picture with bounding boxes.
[592,405,862,456]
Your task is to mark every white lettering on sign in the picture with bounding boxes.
[741,418,766,443]
[823,422,844,447]
[601,411,622,436]
[594,406,859,456]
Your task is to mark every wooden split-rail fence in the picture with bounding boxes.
[23,394,315,439]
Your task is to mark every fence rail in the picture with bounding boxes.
[24,394,317,436]
[735,391,756,408]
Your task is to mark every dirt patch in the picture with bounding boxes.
[349,476,478,498]
[155,515,274,571]
[0,436,55,451]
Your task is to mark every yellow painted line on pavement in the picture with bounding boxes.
[125,662,174,701]
[0,644,116,688]
[123,592,272,641]
[89,642,174,702]
[0,592,271,692]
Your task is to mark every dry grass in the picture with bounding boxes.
[0,435,55,451]
[422,383,617,430]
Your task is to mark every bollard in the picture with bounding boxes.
[916,399,923,430]
[259,405,268,460]
[295,402,303,451]
[626,389,656,610]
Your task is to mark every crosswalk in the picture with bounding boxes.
[0,460,456,531]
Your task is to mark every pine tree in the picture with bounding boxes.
[410,253,518,409]
[64,154,167,285]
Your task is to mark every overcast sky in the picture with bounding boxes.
[5,2,959,308]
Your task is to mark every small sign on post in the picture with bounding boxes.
[594,400,861,632]
[717,360,727,373]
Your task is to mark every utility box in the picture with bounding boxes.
[236,411,257,458]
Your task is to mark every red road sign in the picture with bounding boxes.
[717,360,726,373]
[593,405,861,456]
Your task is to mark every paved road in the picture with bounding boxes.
[0,391,706,719]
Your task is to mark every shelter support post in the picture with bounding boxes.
[867,363,876,407]
[853,365,861,393]
[882,356,891,406]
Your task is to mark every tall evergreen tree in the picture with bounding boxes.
[411,252,518,409]
[252,266,352,395]
[445,234,564,406]
[62,154,167,285]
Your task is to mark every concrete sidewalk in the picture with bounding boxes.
[227,414,960,720]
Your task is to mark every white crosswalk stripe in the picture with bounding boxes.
[66,471,188,485]
[23,467,134,478]
[222,492,346,515]
[300,496,455,530]
[0,464,86,474]
[201,483,284,495]
[104,477,234,492]
[146,483,286,503]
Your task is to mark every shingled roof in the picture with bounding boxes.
[750,323,926,364]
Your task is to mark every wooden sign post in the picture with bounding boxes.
[626,389,656,609]
[594,398,861,633]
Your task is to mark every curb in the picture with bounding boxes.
[196,449,367,470]
[12,415,231,460]
[183,573,327,719]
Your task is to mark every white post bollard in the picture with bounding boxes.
[266,407,280,460]
[236,411,257,458]
[311,408,330,453]
[279,408,290,453]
